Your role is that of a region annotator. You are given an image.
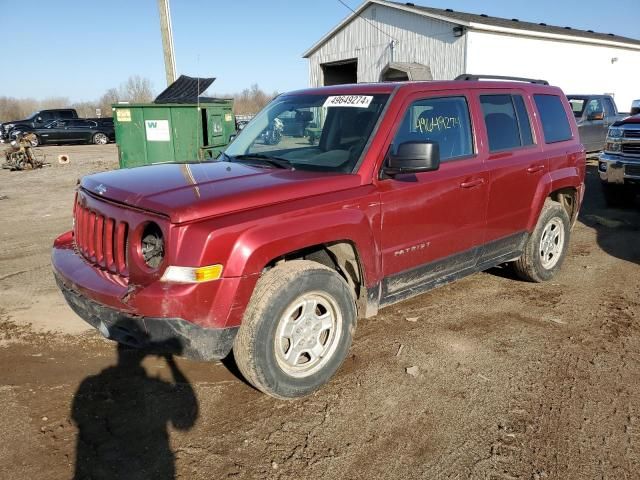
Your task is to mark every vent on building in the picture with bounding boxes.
[512,18,519,22]
[539,23,547,26]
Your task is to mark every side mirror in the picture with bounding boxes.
[384,141,440,177]
[36,116,43,122]
[588,112,604,121]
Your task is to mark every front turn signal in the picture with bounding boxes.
[161,264,223,283]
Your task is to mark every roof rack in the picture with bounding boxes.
[455,74,549,85]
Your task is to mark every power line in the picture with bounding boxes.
[336,0,397,42]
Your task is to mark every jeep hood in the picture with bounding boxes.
[81,161,361,223]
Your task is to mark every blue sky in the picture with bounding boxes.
[1,0,638,101]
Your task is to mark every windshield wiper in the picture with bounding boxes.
[230,154,294,170]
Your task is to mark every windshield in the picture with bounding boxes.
[224,93,390,173]
[567,97,587,118]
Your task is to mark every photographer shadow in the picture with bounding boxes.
[71,320,198,480]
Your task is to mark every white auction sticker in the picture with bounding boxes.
[323,95,373,108]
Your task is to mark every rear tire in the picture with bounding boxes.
[512,200,570,282]
[92,133,108,145]
[233,260,356,399]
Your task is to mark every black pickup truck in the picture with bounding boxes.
[566,95,626,152]
[0,108,78,142]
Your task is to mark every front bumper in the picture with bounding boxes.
[56,275,237,360]
[598,153,640,185]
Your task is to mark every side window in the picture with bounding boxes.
[533,94,573,144]
[513,96,534,146]
[392,96,473,162]
[480,94,534,151]
[60,111,74,119]
[603,98,616,117]
[40,112,54,121]
[586,98,603,117]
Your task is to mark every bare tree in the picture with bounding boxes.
[120,75,154,103]
[216,84,277,116]
[98,88,121,117]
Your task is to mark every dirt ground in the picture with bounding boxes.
[1,144,639,479]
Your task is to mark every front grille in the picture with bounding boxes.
[623,130,640,138]
[74,202,129,277]
[626,164,640,177]
[621,143,640,155]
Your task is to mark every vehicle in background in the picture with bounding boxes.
[567,95,625,152]
[52,76,585,399]
[0,108,78,143]
[631,100,640,116]
[599,116,640,205]
[12,118,114,146]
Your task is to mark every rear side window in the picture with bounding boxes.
[59,111,75,119]
[480,94,534,152]
[533,94,573,143]
[392,96,473,162]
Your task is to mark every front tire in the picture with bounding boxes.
[233,260,356,399]
[512,200,570,282]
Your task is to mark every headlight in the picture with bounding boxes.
[605,142,621,152]
[607,127,623,138]
[140,222,164,268]
[5,123,15,131]
[161,264,223,283]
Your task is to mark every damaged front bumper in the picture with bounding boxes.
[56,275,237,360]
[52,231,243,360]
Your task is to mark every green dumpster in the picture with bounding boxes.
[112,101,235,168]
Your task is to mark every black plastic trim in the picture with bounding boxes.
[55,274,237,361]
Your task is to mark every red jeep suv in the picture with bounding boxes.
[52,75,585,398]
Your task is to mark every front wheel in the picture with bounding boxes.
[233,260,356,399]
[92,133,108,145]
[512,200,570,282]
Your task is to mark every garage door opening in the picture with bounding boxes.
[321,59,358,86]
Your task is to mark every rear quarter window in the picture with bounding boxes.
[533,94,573,143]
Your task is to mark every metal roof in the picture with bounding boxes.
[304,0,640,57]
[392,1,640,46]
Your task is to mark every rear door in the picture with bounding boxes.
[474,90,544,264]
[378,91,488,302]
[66,120,91,142]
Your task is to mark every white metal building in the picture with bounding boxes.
[303,0,640,111]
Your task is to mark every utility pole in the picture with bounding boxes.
[157,0,177,86]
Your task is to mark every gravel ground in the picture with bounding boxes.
[0,144,639,479]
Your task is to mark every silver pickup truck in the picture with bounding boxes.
[599,115,640,205]
[567,95,626,152]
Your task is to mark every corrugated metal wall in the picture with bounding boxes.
[307,4,466,86]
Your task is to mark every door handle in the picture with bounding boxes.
[460,178,485,189]
[526,165,544,174]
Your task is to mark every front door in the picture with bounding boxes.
[580,97,606,151]
[378,93,488,303]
